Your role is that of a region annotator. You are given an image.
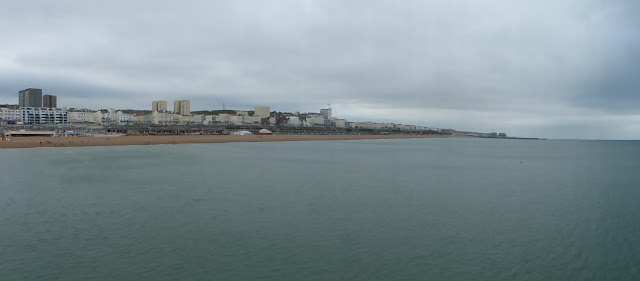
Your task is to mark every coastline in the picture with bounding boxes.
[0,134,458,149]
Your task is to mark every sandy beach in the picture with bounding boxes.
[0,134,456,149]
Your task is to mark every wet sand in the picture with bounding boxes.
[0,134,456,149]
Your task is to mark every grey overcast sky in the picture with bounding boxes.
[1,0,639,139]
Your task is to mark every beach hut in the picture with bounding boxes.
[257,129,273,135]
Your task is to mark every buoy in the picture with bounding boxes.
[520,160,523,163]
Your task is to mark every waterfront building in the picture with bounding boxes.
[305,115,325,127]
[131,115,144,123]
[350,122,370,129]
[68,110,98,123]
[119,113,134,124]
[242,115,261,124]
[287,116,302,126]
[396,124,416,131]
[229,115,243,124]
[254,106,270,119]
[216,113,231,124]
[203,114,232,124]
[0,108,22,121]
[173,100,191,115]
[179,114,204,124]
[350,122,393,130]
[216,114,231,124]
[20,107,68,124]
[320,108,332,120]
[97,109,135,124]
[93,111,105,124]
[43,95,57,108]
[19,88,43,108]
[140,111,179,124]
[152,100,168,112]
[333,119,348,128]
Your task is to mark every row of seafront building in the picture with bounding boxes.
[1,88,66,124]
[0,107,439,131]
[1,106,438,132]
[1,88,443,133]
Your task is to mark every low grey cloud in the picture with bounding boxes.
[1,0,639,139]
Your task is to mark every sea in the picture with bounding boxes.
[1,138,639,281]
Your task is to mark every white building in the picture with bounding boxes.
[320,108,332,120]
[350,121,367,129]
[91,108,134,125]
[93,111,105,124]
[204,114,232,124]
[217,114,231,124]
[350,122,392,130]
[118,112,134,123]
[254,106,270,119]
[287,116,302,126]
[0,108,22,121]
[68,110,97,123]
[229,115,243,124]
[305,115,325,127]
[139,111,179,124]
[242,115,261,124]
[21,107,68,124]
[204,115,215,125]
[179,114,204,124]
[403,125,417,131]
[333,119,348,128]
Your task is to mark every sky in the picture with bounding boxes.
[1,0,639,139]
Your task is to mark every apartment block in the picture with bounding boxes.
[254,106,270,119]
[43,95,58,108]
[19,88,43,108]
[21,107,68,124]
[152,100,168,112]
[174,100,191,115]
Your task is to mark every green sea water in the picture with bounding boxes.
[1,138,639,280]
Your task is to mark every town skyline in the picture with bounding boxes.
[2,1,639,139]
[1,90,447,132]
[2,88,450,134]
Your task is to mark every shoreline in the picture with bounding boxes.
[0,134,459,149]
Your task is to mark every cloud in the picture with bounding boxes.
[0,0,639,139]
